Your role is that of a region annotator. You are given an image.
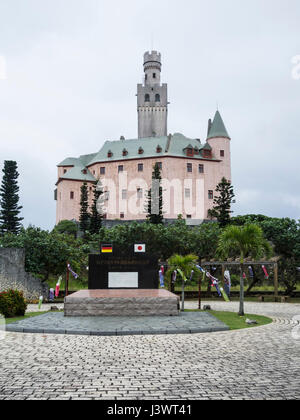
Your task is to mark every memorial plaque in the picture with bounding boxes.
[108,272,138,289]
[88,254,159,290]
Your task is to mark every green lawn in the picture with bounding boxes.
[46,276,88,292]
[4,311,49,324]
[185,309,273,330]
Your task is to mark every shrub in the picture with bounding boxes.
[0,290,27,318]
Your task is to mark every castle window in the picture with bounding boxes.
[64,169,67,174]
[156,145,162,153]
[137,188,143,199]
[120,213,125,219]
[145,94,150,102]
[155,94,160,102]
[70,192,74,200]
[153,73,156,79]
[107,150,113,158]
[82,169,87,175]
[203,150,212,159]
[100,167,105,175]
[138,163,144,172]
[118,165,124,173]
[199,164,204,174]
[208,190,214,200]
[156,162,162,170]
[185,188,191,199]
[220,150,225,157]
[187,163,193,173]
[138,147,144,155]
[122,149,128,157]
[187,215,192,219]
[186,147,194,157]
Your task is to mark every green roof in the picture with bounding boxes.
[60,167,96,182]
[207,111,230,140]
[87,133,216,166]
[58,153,97,182]
[57,133,220,181]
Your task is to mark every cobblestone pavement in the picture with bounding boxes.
[0,302,300,400]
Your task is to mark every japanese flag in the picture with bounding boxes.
[135,244,146,253]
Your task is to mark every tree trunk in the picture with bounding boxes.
[239,262,245,316]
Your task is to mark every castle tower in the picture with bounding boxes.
[137,51,168,138]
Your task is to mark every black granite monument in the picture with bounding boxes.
[88,244,159,290]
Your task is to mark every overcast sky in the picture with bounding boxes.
[0,0,299,230]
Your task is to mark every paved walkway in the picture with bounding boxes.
[0,301,299,400]
[5,312,228,336]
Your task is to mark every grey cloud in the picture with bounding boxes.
[0,0,299,229]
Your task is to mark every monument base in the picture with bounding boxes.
[64,289,180,317]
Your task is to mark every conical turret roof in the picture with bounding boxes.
[207,111,230,140]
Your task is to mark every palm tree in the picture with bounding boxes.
[167,254,199,311]
[217,224,272,316]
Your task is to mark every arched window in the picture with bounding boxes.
[145,94,150,102]
[155,94,160,102]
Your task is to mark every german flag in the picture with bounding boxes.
[101,244,113,254]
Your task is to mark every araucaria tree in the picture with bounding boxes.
[0,161,23,234]
[146,163,163,224]
[79,182,90,234]
[208,177,235,227]
[89,181,104,235]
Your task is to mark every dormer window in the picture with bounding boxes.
[194,147,199,155]
[203,150,212,159]
[107,150,113,158]
[156,145,162,153]
[123,149,128,157]
[138,147,144,155]
[186,148,194,157]
[82,169,87,175]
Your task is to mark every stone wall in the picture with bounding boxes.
[0,248,48,301]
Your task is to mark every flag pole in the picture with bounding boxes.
[66,261,69,297]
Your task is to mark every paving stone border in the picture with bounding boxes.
[5,311,229,336]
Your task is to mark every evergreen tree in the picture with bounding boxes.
[207,177,235,227]
[79,182,90,234]
[89,180,104,235]
[145,163,164,224]
[0,161,23,234]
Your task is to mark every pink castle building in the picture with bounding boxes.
[55,51,231,226]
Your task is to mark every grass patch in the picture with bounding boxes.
[4,311,49,325]
[185,309,273,330]
[46,276,88,292]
